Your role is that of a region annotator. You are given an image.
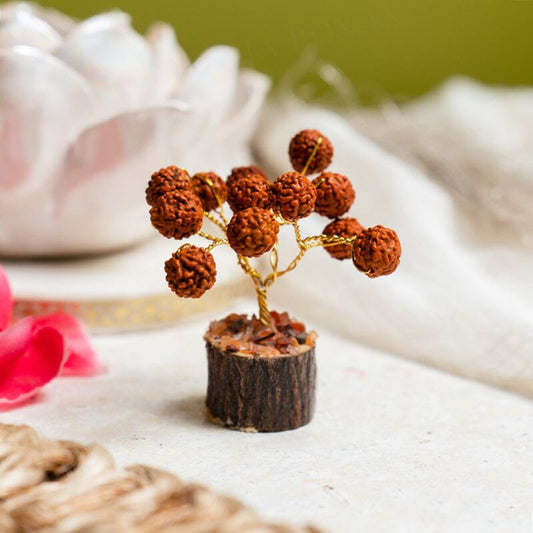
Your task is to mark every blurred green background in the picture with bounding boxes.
[40,0,533,104]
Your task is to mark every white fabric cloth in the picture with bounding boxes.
[255,79,533,396]
[2,301,531,533]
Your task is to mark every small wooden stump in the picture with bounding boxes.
[205,342,316,432]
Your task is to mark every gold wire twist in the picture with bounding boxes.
[291,220,304,245]
[265,222,302,287]
[236,254,272,326]
[264,249,305,288]
[256,285,271,327]
[217,206,229,227]
[305,234,357,248]
[203,211,227,232]
[268,244,279,284]
[313,176,326,189]
[301,136,323,176]
[263,221,358,289]
[205,239,229,253]
[236,255,262,284]
[197,231,222,242]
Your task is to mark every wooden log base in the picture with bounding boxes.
[205,342,317,432]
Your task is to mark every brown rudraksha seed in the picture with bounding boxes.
[288,129,334,175]
[313,172,356,218]
[146,166,191,207]
[191,172,227,212]
[226,207,279,257]
[352,225,402,278]
[323,217,364,260]
[150,190,203,240]
[227,174,271,212]
[226,165,268,189]
[270,171,317,221]
[165,245,217,298]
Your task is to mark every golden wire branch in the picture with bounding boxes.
[203,211,227,233]
[304,234,357,248]
[263,222,357,290]
[205,239,229,253]
[217,205,229,227]
[236,254,272,326]
[301,136,322,176]
[193,138,357,328]
[197,231,223,242]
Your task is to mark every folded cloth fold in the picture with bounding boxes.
[254,81,533,397]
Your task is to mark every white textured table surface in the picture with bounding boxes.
[1,298,531,533]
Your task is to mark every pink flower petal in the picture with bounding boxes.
[0,265,13,331]
[0,318,66,405]
[32,313,105,376]
[0,395,38,412]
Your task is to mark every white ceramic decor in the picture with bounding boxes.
[0,2,270,256]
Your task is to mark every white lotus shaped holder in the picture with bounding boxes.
[0,2,270,256]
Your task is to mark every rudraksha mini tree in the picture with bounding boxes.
[146,130,401,432]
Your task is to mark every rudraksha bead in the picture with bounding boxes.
[352,225,401,277]
[165,245,216,298]
[191,172,227,212]
[270,172,316,221]
[288,129,333,175]
[313,172,355,218]
[226,165,268,189]
[322,218,364,260]
[226,207,279,257]
[149,190,203,240]
[146,166,191,206]
[227,174,271,212]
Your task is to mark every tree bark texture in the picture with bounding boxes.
[205,342,316,432]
